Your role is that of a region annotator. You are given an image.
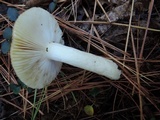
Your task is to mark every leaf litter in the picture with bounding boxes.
[0,0,160,120]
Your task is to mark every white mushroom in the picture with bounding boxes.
[10,7,121,89]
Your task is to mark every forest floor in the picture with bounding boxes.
[0,0,160,120]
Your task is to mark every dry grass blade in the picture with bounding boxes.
[69,21,160,32]
[96,0,111,22]
[0,0,25,10]
[131,29,143,120]
[123,0,135,66]
[0,0,160,119]
[139,0,154,58]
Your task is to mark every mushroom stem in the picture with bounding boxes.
[46,43,121,80]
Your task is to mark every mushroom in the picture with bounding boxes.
[11,7,121,89]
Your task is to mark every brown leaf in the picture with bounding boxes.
[25,0,52,7]
[96,1,133,22]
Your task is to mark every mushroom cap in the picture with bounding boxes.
[11,7,64,89]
